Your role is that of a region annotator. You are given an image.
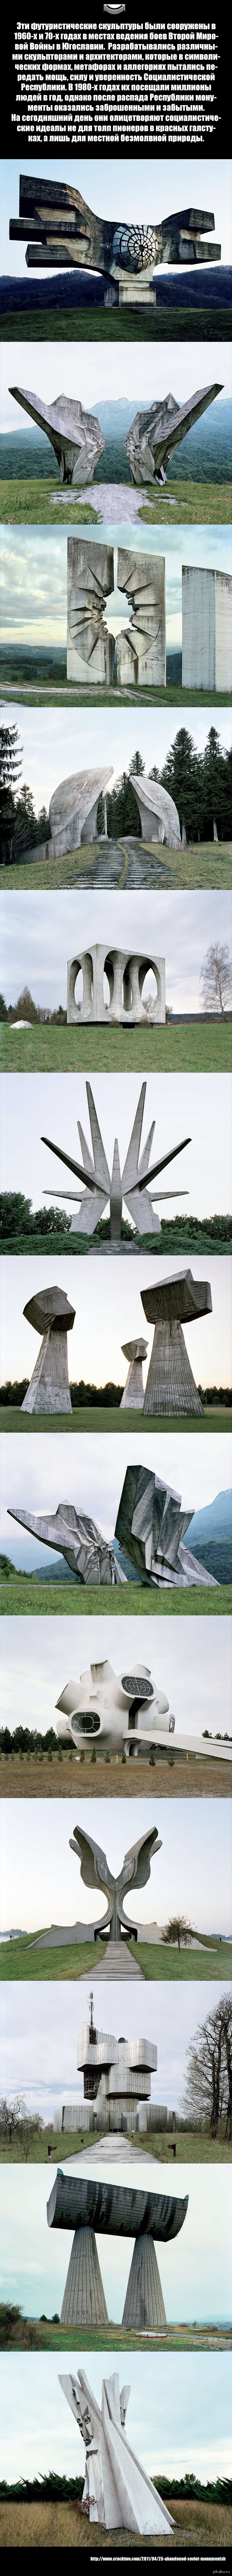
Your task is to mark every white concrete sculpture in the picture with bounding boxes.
[131,774,181,848]
[125,382,222,487]
[67,539,115,683]
[58,2367,174,2531]
[10,384,105,484]
[67,946,165,1024]
[116,548,166,686]
[56,1653,229,1761]
[182,565,232,692]
[21,1285,75,1415]
[60,1999,161,2134]
[42,1078,190,1240]
[49,767,113,856]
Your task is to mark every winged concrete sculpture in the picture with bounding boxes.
[9,383,105,485]
[10,179,221,303]
[125,381,222,487]
[8,1459,218,1590]
[68,1820,162,1940]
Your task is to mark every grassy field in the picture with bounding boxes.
[2,681,231,711]
[1,2121,231,2166]
[0,2315,230,2358]
[1,1406,231,1438]
[0,1749,230,1801]
[1,1578,230,1618]
[1,2494,231,2549]
[1,839,231,893]
[1,305,230,343]
[1,1935,231,1984]
[2,1019,232,1073]
[1,476,231,526]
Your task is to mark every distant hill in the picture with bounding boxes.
[183,1487,232,1585]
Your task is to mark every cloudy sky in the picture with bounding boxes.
[0,1790,231,1936]
[1,1971,229,2121]
[0,2157,231,2323]
[0,703,230,818]
[2,1423,230,1568]
[1,1609,231,1750]
[1,885,232,1018]
[1,337,231,430]
[0,2349,230,2486]
[1,1068,231,1220]
[2,154,231,271]
[1,1251,231,1392]
[1,522,231,649]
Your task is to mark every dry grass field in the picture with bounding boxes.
[0,2496,231,2550]
[0,1749,230,1800]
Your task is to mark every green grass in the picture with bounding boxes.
[2,681,231,710]
[134,1940,232,1983]
[1,1577,230,1618]
[1,838,231,892]
[1,2122,230,2167]
[1,1019,232,1073]
[1,1406,231,1437]
[1,1933,231,1983]
[1,306,230,343]
[1,476,231,527]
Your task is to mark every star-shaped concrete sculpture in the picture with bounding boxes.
[41,1078,191,1241]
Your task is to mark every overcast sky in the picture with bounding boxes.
[2,155,231,270]
[1,1069,231,1221]
[1,886,232,1018]
[0,1791,231,1936]
[0,2158,231,2322]
[1,1251,231,1392]
[1,1971,229,2120]
[0,2349,231,2486]
[2,1425,230,1570]
[1,523,231,649]
[1,339,231,431]
[1,1610,231,1750]
[1,704,230,818]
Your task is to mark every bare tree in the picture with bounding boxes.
[200,942,232,1017]
[181,1994,232,2139]
[0,2094,43,2160]
[161,1916,193,1952]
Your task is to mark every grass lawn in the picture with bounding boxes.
[1,1934,231,1984]
[1,1019,232,1073]
[1,2121,230,2167]
[1,304,230,342]
[1,476,231,527]
[1,1578,230,1618]
[0,1750,230,1802]
[0,2495,231,2549]
[0,2318,230,2361]
[1,839,231,893]
[1,1406,231,1438]
[2,681,231,710]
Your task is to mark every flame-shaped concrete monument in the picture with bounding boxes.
[58,2367,175,2531]
[41,1078,190,1240]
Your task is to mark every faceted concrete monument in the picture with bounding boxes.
[56,1656,230,1765]
[115,1462,218,1588]
[120,1340,148,1407]
[10,384,105,485]
[182,564,232,693]
[8,1499,123,1586]
[125,382,222,488]
[116,549,166,687]
[41,1077,190,1239]
[47,2166,188,2331]
[140,1268,213,1418]
[21,1285,75,1416]
[49,767,113,856]
[67,947,165,1025]
[60,1999,162,2134]
[132,774,181,847]
[10,177,221,310]
[59,2367,175,2531]
[67,540,115,683]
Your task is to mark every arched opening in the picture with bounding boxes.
[138,960,159,1015]
[74,965,84,1007]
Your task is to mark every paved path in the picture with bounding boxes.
[51,483,176,522]
[79,1939,144,1978]
[66,2134,158,2170]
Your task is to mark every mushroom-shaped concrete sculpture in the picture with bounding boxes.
[21,1284,75,1415]
[140,1268,213,1417]
[120,1338,148,1408]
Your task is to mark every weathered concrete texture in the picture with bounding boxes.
[141,1267,212,1419]
[117,549,166,688]
[60,2367,174,2533]
[67,539,115,683]
[11,180,221,284]
[115,1462,218,1588]
[8,1500,123,1586]
[69,1820,162,1943]
[125,382,222,488]
[48,2168,188,2242]
[21,1285,75,1416]
[10,383,105,485]
[120,1339,148,1408]
[42,1078,189,1242]
[122,2233,167,2331]
[132,774,181,849]
[182,564,232,693]
[60,2224,108,2328]
[49,768,113,856]
[67,945,166,1025]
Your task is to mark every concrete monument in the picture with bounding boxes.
[21,1285,75,1416]
[49,767,113,856]
[10,384,105,485]
[126,381,222,487]
[10,177,220,310]
[59,1999,162,2135]
[116,549,166,686]
[140,1268,212,1418]
[131,774,181,847]
[8,1499,124,1586]
[56,1656,230,1766]
[67,946,165,1025]
[68,1820,162,1946]
[47,2167,188,2330]
[120,1340,148,1406]
[182,564,232,693]
[115,1462,218,1588]
[59,2367,175,2532]
[67,539,115,683]
[41,1077,190,1239]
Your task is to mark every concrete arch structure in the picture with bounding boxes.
[131,773,181,847]
[67,946,165,1024]
[49,766,113,856]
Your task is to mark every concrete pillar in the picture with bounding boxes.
[122,2234,167,2331]
[182,565,232,693]
[143,1321,204,1417]
[60,2224,108,2328]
